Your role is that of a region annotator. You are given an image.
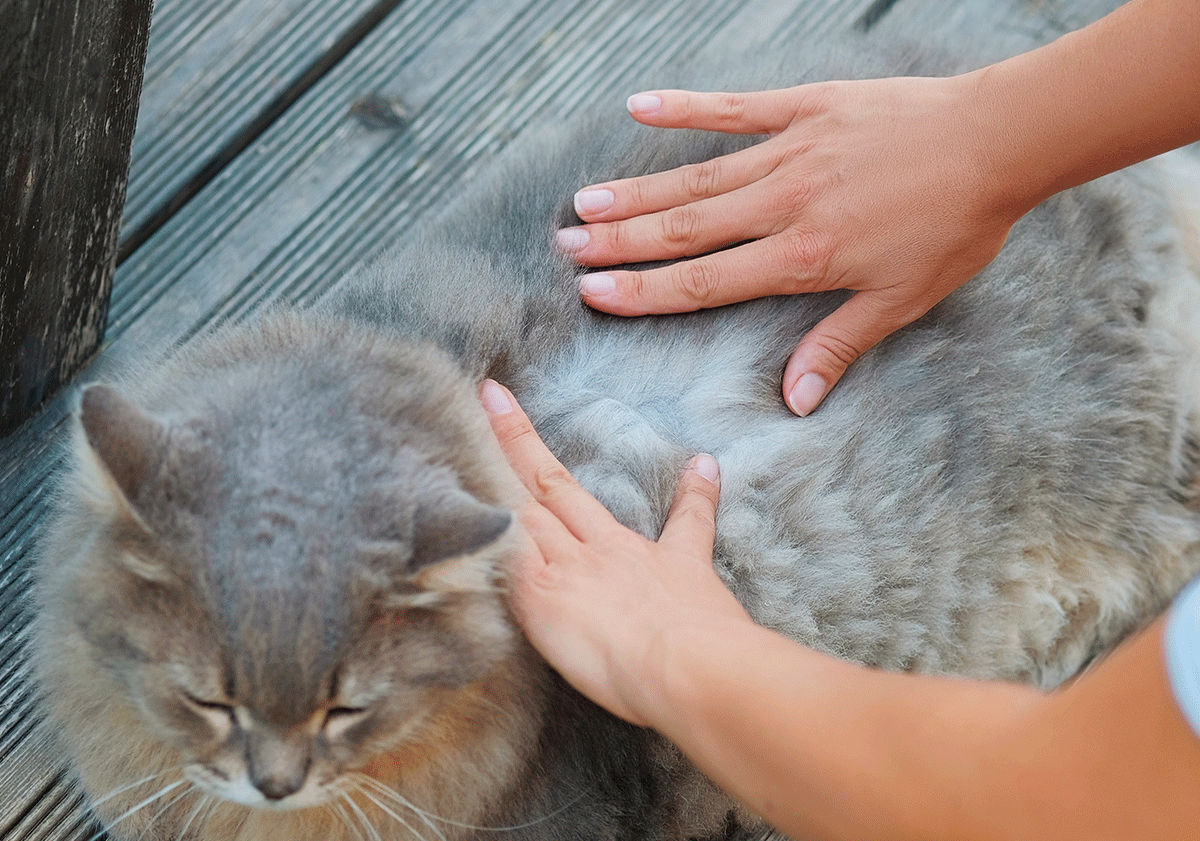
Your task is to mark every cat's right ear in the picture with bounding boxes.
[76,384,169,536]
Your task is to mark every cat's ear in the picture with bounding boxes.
[377,489,512,603]
[411,489,513,570]
[76,385,185,582]
[356,478,513,601]
[78,385,170,507]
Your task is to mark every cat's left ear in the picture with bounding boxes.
[357,482,514,601]
[411,488,513,571]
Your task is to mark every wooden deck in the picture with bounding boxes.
[0,0,1125,837]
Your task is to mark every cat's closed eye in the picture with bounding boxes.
[323,706,370,739]
[180,692,236,730]
[181,693,233,714]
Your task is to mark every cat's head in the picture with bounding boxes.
[44,314,531,815]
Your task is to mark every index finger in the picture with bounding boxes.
[479,380,616,541]
[579,229,834,316]
[572,143,777,223]
[625,88,802,134]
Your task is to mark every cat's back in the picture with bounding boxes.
[332,35,1200,689]
[520,155,1200,687]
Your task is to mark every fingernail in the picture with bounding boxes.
[574,188,614,215]
[579,273,615,297]
[786,373,828,417]
[626,93,662,114]
[480,379,514,415]
[555,227,590,253]
[692,453,719,483]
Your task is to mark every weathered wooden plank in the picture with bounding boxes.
[0,0,152,435]
[0,772,91,841]
[175,0,889,331]
[119,0,400,255]
[0,710,60,834]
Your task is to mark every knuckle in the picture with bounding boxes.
[676,93,696,123]
[814,328,864,368]
[624,177,649,213]
[674,259,721,306]
[714,92,747,126]
[794,81,837,120]
[531,462,577,499]
[681,505,716,534]
[499,419,539,448]
[622,271,648,306]
[602,220,629,255]
[871,287,932,329]
[660,205,702,248]
[682,159,722,200]
[893,298,931,327]
[778,229,831,289]
[893,290,936,325]
[777,173,817,210]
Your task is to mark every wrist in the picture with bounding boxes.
[956,0,1200,224]
[953,63,1051,226]
[625,615,768,733]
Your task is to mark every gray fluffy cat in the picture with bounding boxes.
[32,34,1200,841]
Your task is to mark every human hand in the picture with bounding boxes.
[478,379,753,727]
[556,76,1023,415]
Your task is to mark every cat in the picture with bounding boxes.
[31,33,1200,841]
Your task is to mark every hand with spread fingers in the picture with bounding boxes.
[477,379,753,727]
[557,0,1200,416]
[556,75,1019,416]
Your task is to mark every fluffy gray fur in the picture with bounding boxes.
[32,33,1200,841]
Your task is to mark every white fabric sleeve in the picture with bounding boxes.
[1164,576,1200,739]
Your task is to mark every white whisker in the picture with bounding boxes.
[335,790,370,841]
[349,775,445,841]
[468,694,516,720]
[330,801,362,841]
[227,805,254,841]
[346,778,434,841]
[349,773,585,833]
[86,779,187,841]
[325,803,352,841]
[176,794,212,841]
[140,784,198,840]
[89,768,181,810]
[341,787,383,841]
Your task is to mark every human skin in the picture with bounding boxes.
[480,379,1200,841]
[554,0,1200,415]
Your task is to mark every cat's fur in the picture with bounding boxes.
[32,34,1200,841]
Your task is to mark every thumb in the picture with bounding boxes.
[658,454,721,557]
[783,291,918,416]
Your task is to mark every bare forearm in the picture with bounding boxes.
[643,616,1200,841]
[645,619,1039,841]
[970,0,1200,216]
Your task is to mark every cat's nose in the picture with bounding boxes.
[246,726,313,802]
[252,771,304,801]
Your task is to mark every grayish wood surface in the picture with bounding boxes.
[0,0,152,434]
[120,0,398,255]
[0,0,1130,838]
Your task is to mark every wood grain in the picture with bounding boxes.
[0,0,152,435]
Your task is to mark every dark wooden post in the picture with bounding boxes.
[1,0,153,435]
